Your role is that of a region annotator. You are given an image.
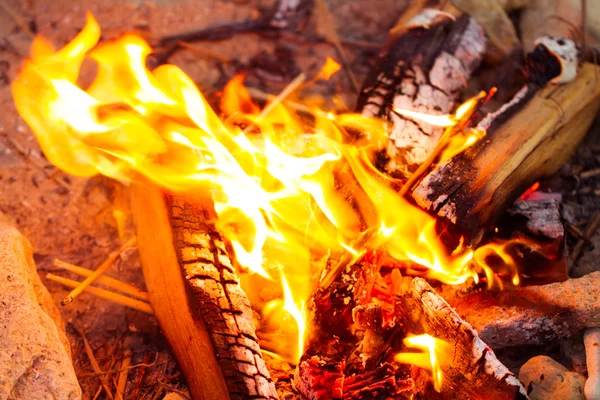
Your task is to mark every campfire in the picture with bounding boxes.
[3,0,600,399]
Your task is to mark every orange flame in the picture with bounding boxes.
[12,13,523,362]
[395,334,451,392]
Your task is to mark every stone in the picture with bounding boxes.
[519,355,586,400]
[0,213,81,399]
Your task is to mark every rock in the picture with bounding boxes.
[519,355,586,400]
[0,214,81,399]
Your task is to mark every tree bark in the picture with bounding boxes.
[132,183,278,400]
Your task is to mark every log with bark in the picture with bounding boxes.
[411,57,600,237]
[449,271,600,349]
[396,277,529,399]
[355,9,486,178]
[131,183,278,400]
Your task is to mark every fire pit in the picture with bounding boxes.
[1,0,600,399]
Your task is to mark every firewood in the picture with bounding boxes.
[356,9,486,178]
[396,278,528,399]
[450,271,600,349]
[411,62,600,236]
[497,198,568,285]
[131,183,278,400]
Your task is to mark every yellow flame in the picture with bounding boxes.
[395,334,451,392]
[11,14,526,362]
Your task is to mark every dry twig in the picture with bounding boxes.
[48,274,154,314]
[54,259,148,301]
[74,326,115,400]
[61,237,136,305]
[571,209,600,264]
[314,0,359,92]
[115,351,132,400]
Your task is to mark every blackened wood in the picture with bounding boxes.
[355,11,485,177]
[396,278,528,399]
[412,63,600,235]
[450,272,600,349]
[497,198,567,285]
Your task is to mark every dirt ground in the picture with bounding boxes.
[0,0,599,399]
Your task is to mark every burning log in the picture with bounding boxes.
[396,277,528,399]
[411,58,600,236]
[131,184,278,400]
[450,271,600,349]
[356,9,486,177]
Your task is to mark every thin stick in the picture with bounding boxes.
[54,259,148,301]
[571,209,600,263]
[243,73,306,135]
[314,0,360,92]
[580,167,600,179]
[176,41,232,63]
[61,237,136,305]
[74,326,115,400]
[48,274,154,314]
[399,92,486,196]
[115,351,132,400]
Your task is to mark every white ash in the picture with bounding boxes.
[407,8,455,28]
[535,35,580,84]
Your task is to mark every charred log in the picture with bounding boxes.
[450,271,600,349]
[355,9,485,177]
[412,60,600,236]
[132,184,278,400]
[396,278,528,399]
[500,198,567,285]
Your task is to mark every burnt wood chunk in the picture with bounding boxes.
[450,272,600,349]
[412,62,600,235]
[500,198,567,284]
[396,278,528,399]
[356,10,485,177]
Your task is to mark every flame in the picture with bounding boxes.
[395,334,451,392]
[12,14,527,362]
[519,181,540,200]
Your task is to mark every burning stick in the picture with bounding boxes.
[355,9,486,177]
[60,237,136,305]
[450,271,600,349]
[396,278,528,399]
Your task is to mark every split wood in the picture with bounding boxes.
[61,237,136,305]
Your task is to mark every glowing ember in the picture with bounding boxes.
[11,13,524,363]
[395,334,451,392]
